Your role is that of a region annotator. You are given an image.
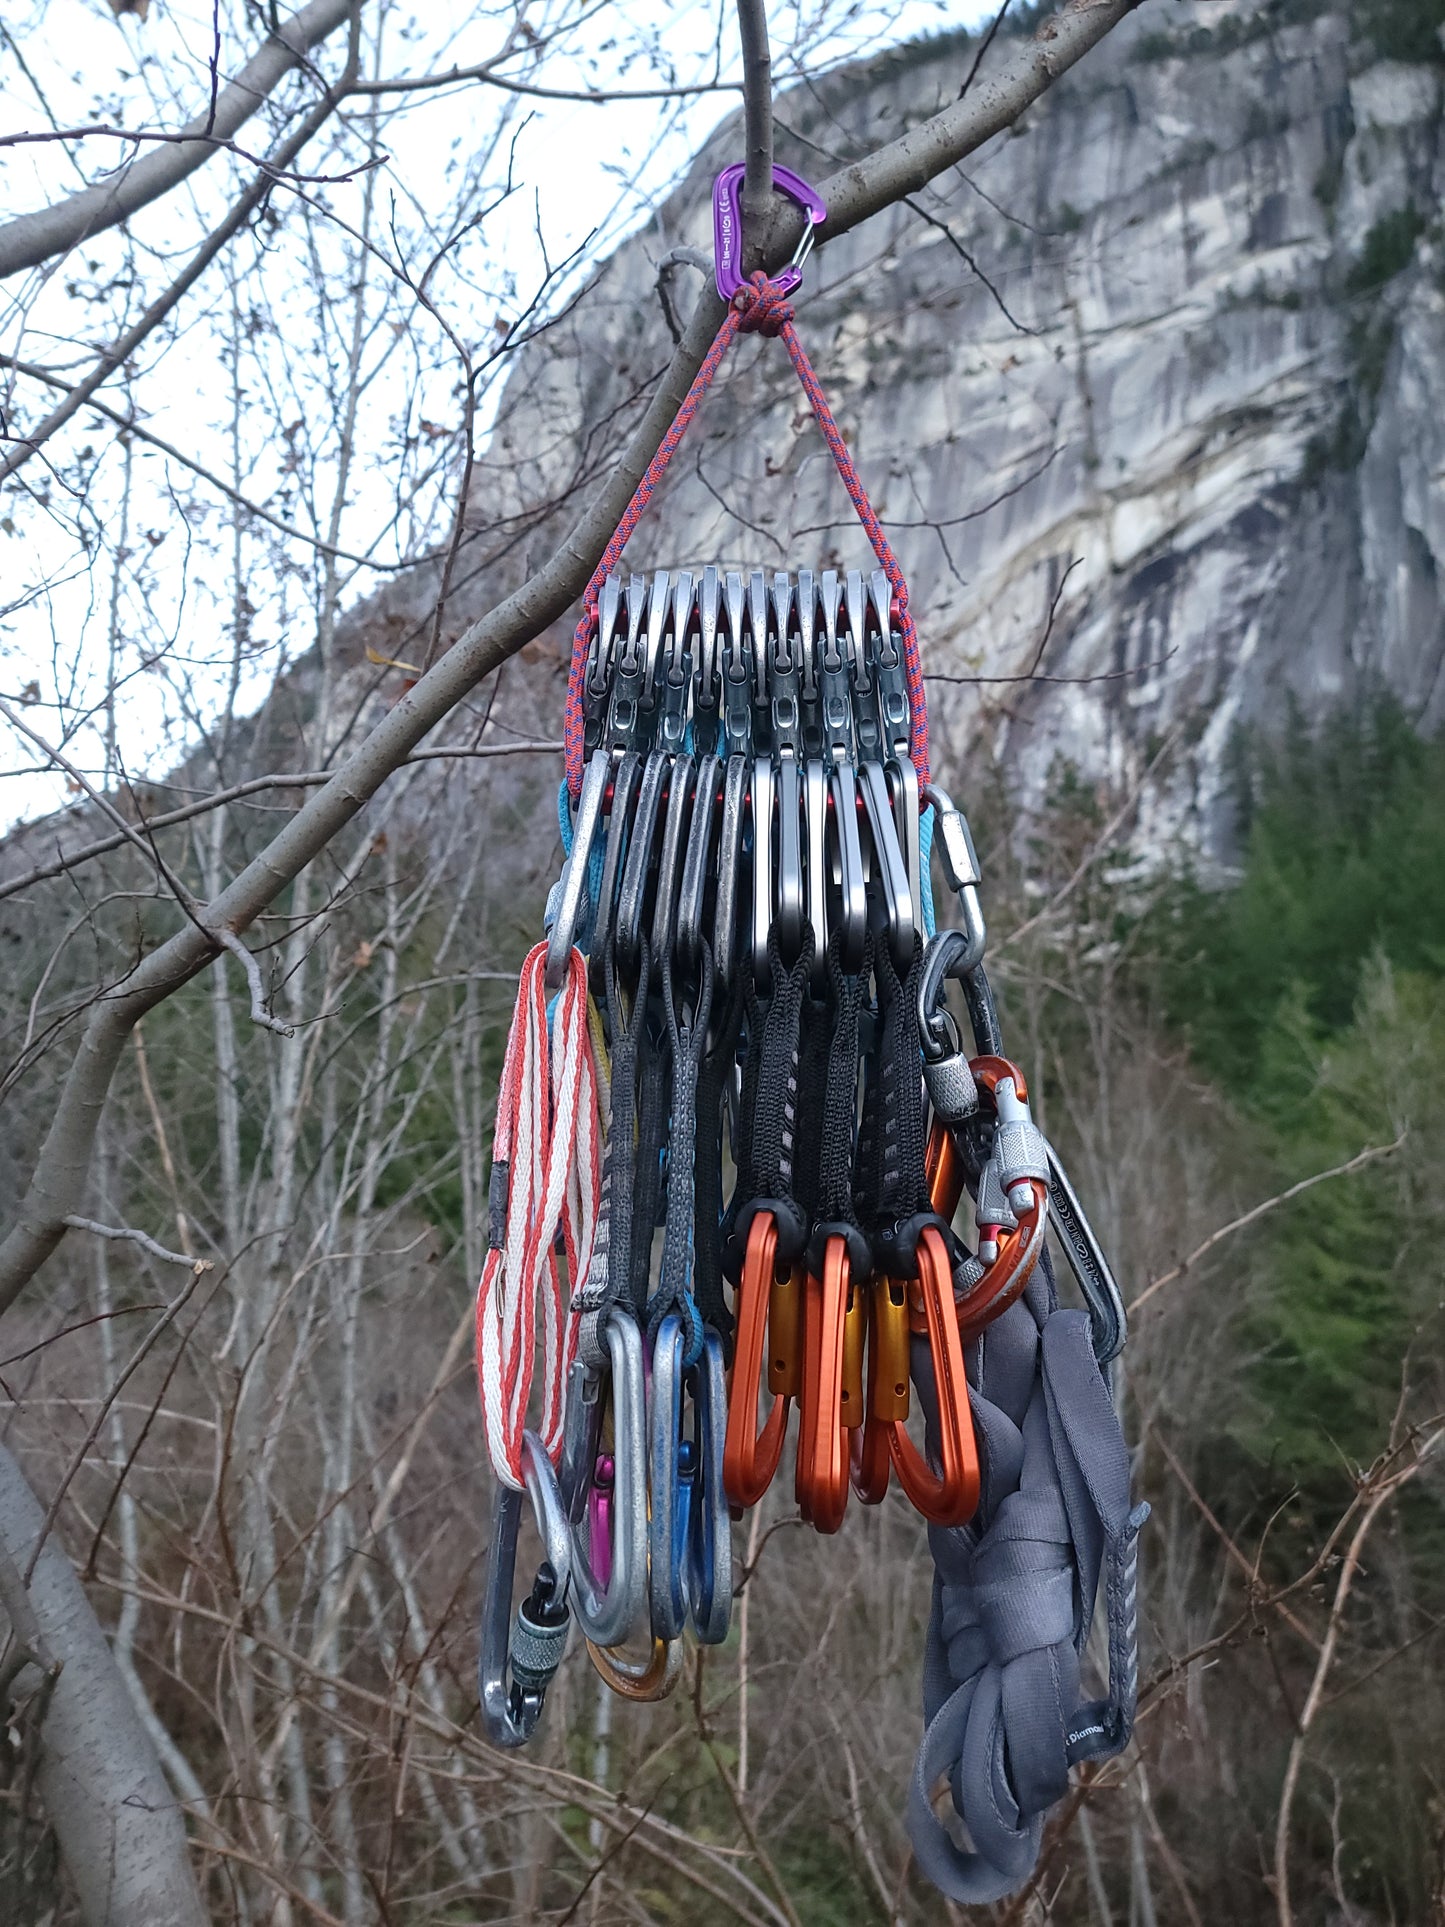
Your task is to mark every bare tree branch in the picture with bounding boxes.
[1133,1134,1407,1314]
[736,0,775,251]
[61,1216,212,1274]
[0,7,363,482]
[0,0,354,280]
[0,743,563,909]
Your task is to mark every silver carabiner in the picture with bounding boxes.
[677,750,720,971]
[546,746,609,991]
[650,749,695,969]
[858,759,914,969]
[804,756,829,983]
[922,778,986,972]
[616,747,669,981]
[478,1431,574,1750]
[1043,1148,1128,1367]
[831,763,868,974]
[714,751,749,987]
[557,1309,650,1647]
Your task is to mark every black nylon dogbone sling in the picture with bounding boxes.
[693,960,745,1356]
[724,922,815,1271]
[648,948,715,1360]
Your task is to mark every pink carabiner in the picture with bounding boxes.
[712,162,826,303]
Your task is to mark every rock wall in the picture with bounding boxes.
[358,0,1445,871]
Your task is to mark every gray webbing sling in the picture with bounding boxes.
[907,1247,1149,1903]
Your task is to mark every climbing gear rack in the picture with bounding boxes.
[473,160,1147,1906]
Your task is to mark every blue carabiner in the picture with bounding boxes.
[648,1316,690,1639]
[649,1316,734,1644]
[687,1328,734,1646]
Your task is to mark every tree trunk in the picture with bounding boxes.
[0,1442,205,1927]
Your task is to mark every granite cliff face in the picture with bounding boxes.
[359,0,1445,871]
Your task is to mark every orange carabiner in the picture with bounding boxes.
[723,1213,793,1509]
[883,1224,979,1526]
[795,1234,853,1534]
[852,1275,908,1504]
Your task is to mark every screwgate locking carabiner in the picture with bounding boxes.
[479,1431,575,1750]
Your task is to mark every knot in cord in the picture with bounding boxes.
[734,271,794,337]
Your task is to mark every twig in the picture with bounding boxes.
[1274,1427,1443,1927]
[903,193,1035,334]
[1133,1134,1407,1313]
[994,726,1180,954]
[210,926,293,1037]
[62,1215,212,1274]
[0,4,364,481]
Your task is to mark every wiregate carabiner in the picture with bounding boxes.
[688,1327,734,1644]
[1045,1146,1127,1366]
[712,162,826,303]
[556,1310,649,1649]
[723,1212,796,1509]
[479,1431,575,1749]
[921,780,986,973]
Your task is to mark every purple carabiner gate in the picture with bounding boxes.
[712,162,827,303]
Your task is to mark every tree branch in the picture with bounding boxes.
[1133,1134,1407,1314]
[0,0,354,281]
[736,0,775,251]
[0,5,363,481]
[0,0,1149,1314]
[0,1439,207,1926]
[0,743,562,909]
[61,1215,212,1274]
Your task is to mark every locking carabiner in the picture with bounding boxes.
[479,1430,574,1749]
[925,1057,1050,1342]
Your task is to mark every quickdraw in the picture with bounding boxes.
[473,157,1147,1906]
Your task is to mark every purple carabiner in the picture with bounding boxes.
[712,162,826,304]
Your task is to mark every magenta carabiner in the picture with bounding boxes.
[712,162,826,303]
